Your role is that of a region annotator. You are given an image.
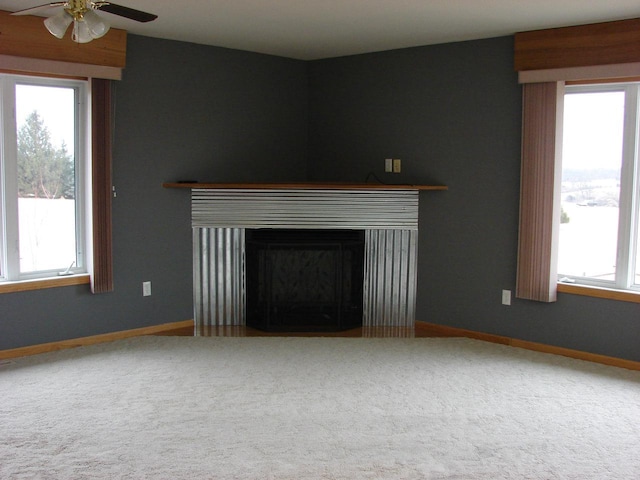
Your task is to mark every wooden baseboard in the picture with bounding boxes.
[420,322,640,372]
[2,319,638,372]
[0,320,194,360]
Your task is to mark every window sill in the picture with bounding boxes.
[0,274,90,294]
[557,282,640,303]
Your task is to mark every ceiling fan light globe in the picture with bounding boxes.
[44,11,73,39]
[83,9,110,39]
[72,20,94,43]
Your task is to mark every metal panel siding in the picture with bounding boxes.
[191,189,418,330]
[363,230,417,328]
[193,228,245,328]
[192,189,418,230]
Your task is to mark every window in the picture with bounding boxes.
[0,74,88,282]
[558,82,640,292]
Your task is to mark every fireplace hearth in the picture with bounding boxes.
[245,229,365,332]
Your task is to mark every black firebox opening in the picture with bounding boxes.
[246,229,365,332]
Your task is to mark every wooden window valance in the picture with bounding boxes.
[0,10,126,80]
[515,18,640,83]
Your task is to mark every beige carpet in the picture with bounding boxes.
[1,336,639,479]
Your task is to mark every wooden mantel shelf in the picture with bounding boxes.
[163,182,447,191]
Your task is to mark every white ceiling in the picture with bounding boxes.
[3,0,640,60]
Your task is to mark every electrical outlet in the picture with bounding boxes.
[393,159,401,173]
[384,158,393,172]
[143,281,152,296]
[502,289,511,306]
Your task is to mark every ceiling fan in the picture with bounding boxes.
[11,0,157,43]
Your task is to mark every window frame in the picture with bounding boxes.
[514,17,640,303]
[0,73,90,283]
[558,82,640,293]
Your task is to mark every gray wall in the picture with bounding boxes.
[308,36,640,362]
[3,34,639,362]
[1,36,308,350]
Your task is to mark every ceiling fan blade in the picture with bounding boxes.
[95,3,157,22]
[11,2,68,16]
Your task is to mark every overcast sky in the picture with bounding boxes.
[562,90,624,172]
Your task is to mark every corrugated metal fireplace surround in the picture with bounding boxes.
[192,188,419,331]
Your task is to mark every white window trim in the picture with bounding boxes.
[0,73,89,282]
[559,82,640,293]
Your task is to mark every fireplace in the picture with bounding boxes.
[245,229,365,332]
[189,187,432,332]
